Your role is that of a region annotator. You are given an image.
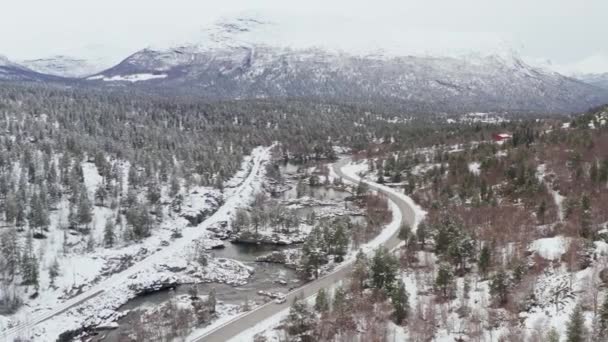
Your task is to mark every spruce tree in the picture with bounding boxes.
[351,250,369,291]
[356,180,369,196]
[398,223,411,241]
[598,293,608,339]
[314,288,329,313]
[391,279,409,324]
[0,229,19,281]
[333,286,348,315]
[285,296,315,340]
[371,247,398,293]
[478,244,491,276]
[435,263,454,299]
[49,258,60,287]
[77,188,93,229]
[103,219,115,247]
[95,184,108,206]
[207,288,217,313]
[416,222,427,249]
[580,194,592,238]
[545,327,559,342]
[4,192,18,225]
[169,175,180,197]
[332,224,348,261]
[566,304,587,342]
[489,269,509,305]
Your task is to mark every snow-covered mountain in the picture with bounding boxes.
[0,55,65,82]
[577,73,608,90]
[20,55,105,78]
[87,14,608,113]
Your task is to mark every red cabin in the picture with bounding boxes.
[492,133,512,142]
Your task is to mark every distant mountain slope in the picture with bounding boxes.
[3,13,608,114]
[20,55,104,78]
[0,55,66,82]
[577,73,608,90]
[89,44,608,114]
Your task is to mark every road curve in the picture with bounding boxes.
[192,157,417,342]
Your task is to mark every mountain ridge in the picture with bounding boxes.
[2,14,608,113]
[87,43,608,114]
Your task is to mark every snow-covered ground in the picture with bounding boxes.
[529,236,571,260]
[537,164,565,221]
[88,73,168,82]
[0,146,272,341]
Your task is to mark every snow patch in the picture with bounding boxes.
[529,236,571,260]
[88,73,168,82]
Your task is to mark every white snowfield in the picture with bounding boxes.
[193,157,426,342]
[0,146,272,341]
[87,73,168,82]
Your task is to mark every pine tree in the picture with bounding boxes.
[398,223,411,241]
[49,258,60,287]
[30,255,39,292]
[95,184,108,206]
[356,180,369,196]
[147,182,161,204]
[86,233,95,252]
[545,327,559,342]
[103,219,115,247]
[391,279,409,324]
[351,250,369,291]
[21,233,39,291]
[447,234,475,274]
[566,304,587,342]
[29,192,49,236]
[332,224,348,261]
[285,296,316,340]
[77,188,93,229]
[15,199,26,229]
[127,203,152,239]
[169,175,180,197]
[314,288,329,313]
[580,194,592,238]
[435,263,454,299]
[590,161,599,184]
[598,292,608,339]
[537,200,547,224]
[0,229,19,281]
[300,227,326,279]
[489,269,510,305]
[416,222,427,249]
[371,248,399,293]
[333,286,348,315]
[207,288,217,313]
[478,244,491,276]
[4,192,18,225]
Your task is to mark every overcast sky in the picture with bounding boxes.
[2,0,607,73]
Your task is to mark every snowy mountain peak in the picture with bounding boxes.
[0,55,10,66]
[143,11,522,62]
[0,54,22,68]
[20,55,107,78]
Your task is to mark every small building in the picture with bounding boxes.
[492,133,512,142]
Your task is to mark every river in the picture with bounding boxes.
[96,162,354,341]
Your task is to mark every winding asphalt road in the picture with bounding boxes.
[191,157,418,342]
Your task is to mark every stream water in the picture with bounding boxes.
[97,162,354,341]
